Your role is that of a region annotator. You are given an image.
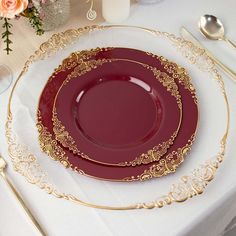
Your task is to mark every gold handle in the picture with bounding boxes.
[207,48,236,81]
[0,170,47,236]
[225,38,236,49]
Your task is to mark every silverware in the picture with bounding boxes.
[180,26,236,82]
[199,14,236,49]
[0,155,46,236]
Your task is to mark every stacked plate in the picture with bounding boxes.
[37,47,198,182]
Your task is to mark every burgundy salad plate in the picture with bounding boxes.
[52,58,182,167]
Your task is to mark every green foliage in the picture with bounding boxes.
[1,5,44,54]
[24,6,44,36]
[1,18,13,55]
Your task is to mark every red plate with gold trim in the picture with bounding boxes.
[37,47,198,181]
[52,57,182,167]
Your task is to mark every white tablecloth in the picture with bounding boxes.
[1,0,236,235]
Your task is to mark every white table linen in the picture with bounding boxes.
[0,0,236,236]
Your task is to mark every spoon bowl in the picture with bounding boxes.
[199,14,225,40]
[198,14,236,49]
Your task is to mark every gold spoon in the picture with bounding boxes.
[199,14,236,49]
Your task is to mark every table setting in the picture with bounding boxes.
[0,0,236,236]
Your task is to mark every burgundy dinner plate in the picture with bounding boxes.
[53,59,182,166]
[37,47,198,181]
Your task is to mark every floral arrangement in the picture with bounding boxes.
[0,0,47,54]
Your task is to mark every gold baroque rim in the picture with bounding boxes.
[5,25,229,210]
[50,53,183,167]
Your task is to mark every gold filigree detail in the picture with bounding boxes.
[52,113,79,156]
[122,134,195,181]
[49,48,113,80]
[37,111,70,168]
[58,48,106,72]
[135,157,222,209]
[159,56,198,104]
[6,113,54,191]
[146,52,198,104]
[5,25,229,211]
[51,110,90,161]
[37,111,87,171]
[145,65,182,108]
[138,134,195,181]
[63,58,112,85]
[119,132,178,167]
[51,55,182,167]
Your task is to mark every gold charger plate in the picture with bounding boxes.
[5,25,229,210]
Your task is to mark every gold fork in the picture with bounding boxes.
[0,155,47,236]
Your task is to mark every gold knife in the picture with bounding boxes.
[0,155,47,236]
[180,26,236,82]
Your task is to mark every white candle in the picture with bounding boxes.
[102,0,130,24]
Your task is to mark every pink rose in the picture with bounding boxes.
[0,0,28,18]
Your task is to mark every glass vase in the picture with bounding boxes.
[41,0,70,31]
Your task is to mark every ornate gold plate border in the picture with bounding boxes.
[5,25,229,210]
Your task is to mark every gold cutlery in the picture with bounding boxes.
[180,26,236,82]
[0,155,46,236]
[199,14,236,49]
